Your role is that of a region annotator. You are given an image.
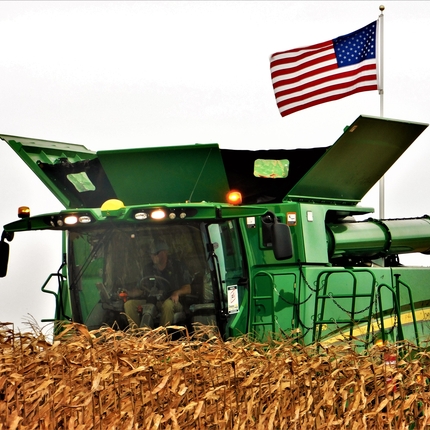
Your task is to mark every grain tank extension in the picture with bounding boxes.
[1,115,430,347]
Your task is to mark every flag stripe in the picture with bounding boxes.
[272,61,338,89]
[275,61,377,99]
[271,53,337,83]
[270,40,333,63]
[277,74,378,110]
[270,42,334,72]
[279,85,378,116]
[270,21,378,116]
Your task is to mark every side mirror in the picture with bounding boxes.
[261,212,293,260]
[0,231,14,278]
[272,219,293,260]
[0,240,10,278]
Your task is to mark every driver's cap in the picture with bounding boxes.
[150,240,169,255]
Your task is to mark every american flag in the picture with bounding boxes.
[270,21,378,117]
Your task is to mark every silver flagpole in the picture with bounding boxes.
[378,5,385,219]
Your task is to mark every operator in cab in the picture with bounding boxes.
[124,239,191,327]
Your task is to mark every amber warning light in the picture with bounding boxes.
[18,206,30,219]
[226,191,242,205]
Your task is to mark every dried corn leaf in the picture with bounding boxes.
[1,322,429,429]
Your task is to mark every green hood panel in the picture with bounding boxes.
[97,144,230,205]
[286,115,428,204]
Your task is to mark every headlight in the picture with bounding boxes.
[135,212,148,220]
[78,216,92,224]
[64,215,78,225]
[151,209,166,220]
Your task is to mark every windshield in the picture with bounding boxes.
[67,220,247,333]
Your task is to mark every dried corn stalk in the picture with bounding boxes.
[0,321,429,429]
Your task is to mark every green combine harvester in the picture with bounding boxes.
[1,115,430,347]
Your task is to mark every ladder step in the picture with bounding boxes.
[251,322,273,327]
[317,293,373,299]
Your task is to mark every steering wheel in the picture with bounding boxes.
[140,275,171,292]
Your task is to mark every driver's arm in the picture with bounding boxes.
[169,283,191,303]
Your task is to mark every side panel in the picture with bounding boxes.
[248,264,430,346]
[299,204,330,263]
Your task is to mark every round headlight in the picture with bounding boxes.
[79,216,92,224]
[64,215,78,225]
[135,212,148,220]
[151,209,166,220]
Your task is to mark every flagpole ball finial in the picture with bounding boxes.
[379,5,385,12]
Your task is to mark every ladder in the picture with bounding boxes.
[312,269,377,345]
[249,271,276,340]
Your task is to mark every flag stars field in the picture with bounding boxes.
[333,22,376,66]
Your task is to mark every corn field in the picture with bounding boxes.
[1,321,430,429]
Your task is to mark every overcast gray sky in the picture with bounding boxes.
[1,1,430,331]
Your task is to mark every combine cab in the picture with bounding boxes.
[1,115,430,347]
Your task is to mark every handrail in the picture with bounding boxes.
[376,282,397,344]
[40,273,64,322]
[395,274,420,346]
[313,268,376,344]
[377,275,420,347]
[40,258,71,323]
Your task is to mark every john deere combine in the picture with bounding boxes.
[1,115,429,347]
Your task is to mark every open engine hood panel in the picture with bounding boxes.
[285,115,428,204]
[0,135,229,208]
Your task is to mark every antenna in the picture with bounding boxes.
[188,148,213,202]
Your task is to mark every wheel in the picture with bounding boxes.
[140,275,171,289]
[139,275,171,300]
